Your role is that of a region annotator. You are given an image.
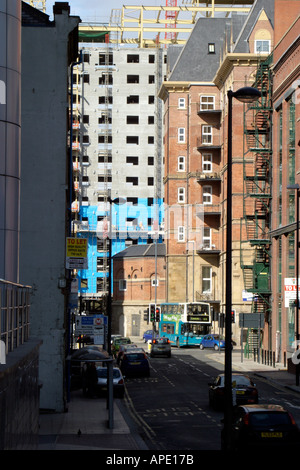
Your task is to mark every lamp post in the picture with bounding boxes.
[224,86,261,451]
[107,196,126,355]
[287,183,300,386]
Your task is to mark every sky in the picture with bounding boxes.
[45,0,165,23]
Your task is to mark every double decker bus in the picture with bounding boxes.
[158,302,211,347]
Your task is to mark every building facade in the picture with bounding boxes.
[113,243,166,336]
[270,0,300,367]
[20,2,80,411]
[72,38,165,319]
[160,0,274,346]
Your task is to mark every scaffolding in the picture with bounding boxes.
[240,55,273,352]
[79,2,254,48]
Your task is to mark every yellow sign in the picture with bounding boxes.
[66,237,88,269]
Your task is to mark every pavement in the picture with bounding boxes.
[38,338,300,452]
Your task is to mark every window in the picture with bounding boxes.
[202,266,212,293]
[99,73,113,85]
[148,177,154,186]
[203,185,212,204]
[127,116,139,124]
[126,156,139,165]
[208,43,215,54]
[126,177,138,185]
[178,226,185,242]
[148,156,154,166]
[119,280,127,291]
[202,153,212,172]
[127,54,139,63]
[149,75,155,84]
[148,136,154,144]
[178,128,185,143]
[83,115,89,124]
[83,73,89,84]
[203,227,211,249]
[99,53,113,65]
[178,98,186,109]
[149,54,155,64]
[178,156,185,171]
[127,75,139,84]
[83,53,89,63]
[178,187,185,203]
[98,135,112,143]
[200,96,215,110]
[255,40,270,53]
[127,95,139,104]
[149,96,155,104]
[98,155,112,163]
[202,125,212,144]
[148,116,154,125]
[127,136,139,144]
[151,278,159,286]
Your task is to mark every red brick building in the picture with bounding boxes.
[112,244,166,336]
[270,0,300,366]
[160,0,274,344]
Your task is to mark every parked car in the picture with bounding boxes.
[112,337,131,355]
[96,366,125,398]
[208,373,258,409]
[150,337,171,358]
[143,329,157,342]
[116,344,138,365]
[200,334,225,350]
[119,349,150,377]
[222,404,300,450]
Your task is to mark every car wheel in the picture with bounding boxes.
[214,344,219,351]
[200,343,204,350]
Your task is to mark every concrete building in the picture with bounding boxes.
[72,37,165,318]
[20,2,80,411]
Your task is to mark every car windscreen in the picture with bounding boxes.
[232,376,252,386]
[125,353,145,361]
[250,412,292,427]
[97,369,120,378]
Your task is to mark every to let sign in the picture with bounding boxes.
[66,237,88,269]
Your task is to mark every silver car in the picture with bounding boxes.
[96,366,125,398]
[150,337,171,358]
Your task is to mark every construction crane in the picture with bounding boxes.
[26,0,46,13]
[165,0,178,43]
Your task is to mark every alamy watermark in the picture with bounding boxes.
[291,341,300,365]
[0,80,6,105]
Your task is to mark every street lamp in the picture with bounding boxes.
[224,86,261,451]
[107,196,126,355]
[287,183,300,386]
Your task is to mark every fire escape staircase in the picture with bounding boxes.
[240,57,273,353]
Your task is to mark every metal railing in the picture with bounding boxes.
[0,279,31,355]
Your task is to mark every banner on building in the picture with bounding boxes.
[66,237,88,269]
[284,278,300,307]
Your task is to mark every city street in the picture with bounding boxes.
[120,345,300,451]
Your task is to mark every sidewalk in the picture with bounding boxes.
[38,389,148,450]
[38,345,300,451]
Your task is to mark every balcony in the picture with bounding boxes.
[197,105,222,117]
[197,244,220,255]
[196,204,221,217]
[196,171,221,182]
[197,138,221,152]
